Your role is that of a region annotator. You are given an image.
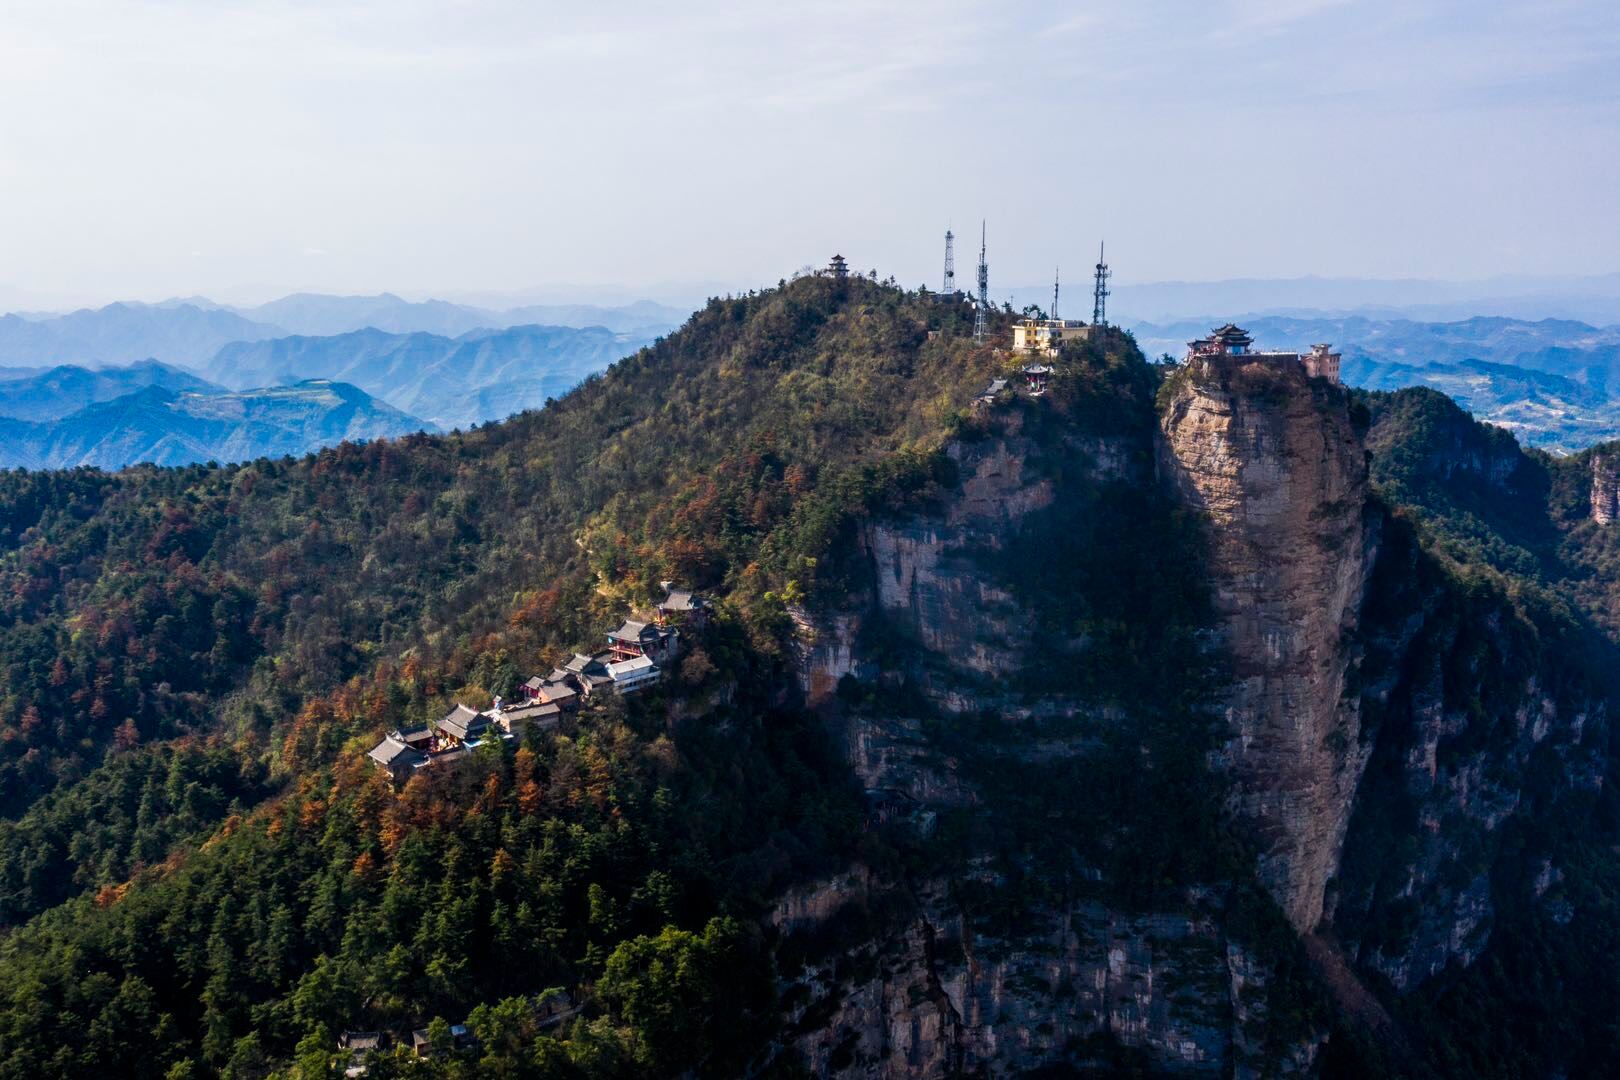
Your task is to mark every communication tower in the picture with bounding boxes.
[942,230,956,296]
[1092,242,1110,327]
[974,222,989,343]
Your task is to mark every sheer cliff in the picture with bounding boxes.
[783,333,1620,1077]
[1158,352,1376,933]
[784,338,1329,1076]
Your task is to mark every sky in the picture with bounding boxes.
[2,0,1618,308]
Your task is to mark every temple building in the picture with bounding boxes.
[1185,323,1340,384]
[656,583,712,626]
[607,619,679,663]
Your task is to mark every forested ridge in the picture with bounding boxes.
[0,276,1003,1077]
[4,274,1620,1076]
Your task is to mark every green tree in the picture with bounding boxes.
[597,916,771,1076]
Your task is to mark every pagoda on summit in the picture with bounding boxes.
[1187,323,1254,357]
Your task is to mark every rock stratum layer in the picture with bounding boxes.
[1158,354,1375,932]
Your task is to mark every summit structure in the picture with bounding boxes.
[1091,242,1110,327]
[974,222,989,342]
[1187,323,1341,382]
[1012,265,1093,356]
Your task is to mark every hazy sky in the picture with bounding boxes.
[3,0,1618,307]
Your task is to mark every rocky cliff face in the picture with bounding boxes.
[1157,355,1376,933]
[779,353,1620,1076]
[1328,518,1608,990]
[1592,449,1620,523]
[774,874,1312,1079]
[784,403,1322,1075]
[799,418,1142,714]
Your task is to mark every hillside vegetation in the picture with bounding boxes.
[0,277,1008,1075]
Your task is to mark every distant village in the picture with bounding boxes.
[365,583,711,784]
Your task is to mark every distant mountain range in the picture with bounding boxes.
[1130,314,1620,451]
[0,291,678,451]
[0,304,283,367]
[0,380,427,470]
[0,292,686,369]
[0,360,219,421]
[237,292,684,338]
[205,323,646,428]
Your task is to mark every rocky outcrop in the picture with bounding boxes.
[862,432,1053,694]
[774,874,1313,1078]
[1592,449,1620,523]
[1332,536,1609,990]
[1158,355,1376,933]
[796,423,1065,814]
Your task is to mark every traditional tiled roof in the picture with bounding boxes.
[368,734,425,769]
[498,701,562,730]
[523,675,544,691]
[537,681,576,705]
[436,704,489,742]
[609,619,656,644]
[658,587,709,613]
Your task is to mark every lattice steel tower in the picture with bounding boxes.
[1092,241,1110,327]
[942,230,956,296]
[1052,267,1061,322]
[974,221,989,343]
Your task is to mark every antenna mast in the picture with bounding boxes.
[942,230,956,296]
[1052,267,1060,322]
[1092,241,1110,327]
[974,221,989,343]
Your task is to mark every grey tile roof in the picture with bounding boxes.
[368,734,426,769]
[609,619,654,643]
[538,681,576,704]
[436,704,490,742]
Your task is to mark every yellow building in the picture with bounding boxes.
[1012,318,1092,356]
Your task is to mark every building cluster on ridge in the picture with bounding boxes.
[366,583,711,784]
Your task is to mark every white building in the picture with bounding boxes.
[1012,318,1091,357]
[606,655,661,694]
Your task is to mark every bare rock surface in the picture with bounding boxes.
[1158,354,1376,933]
